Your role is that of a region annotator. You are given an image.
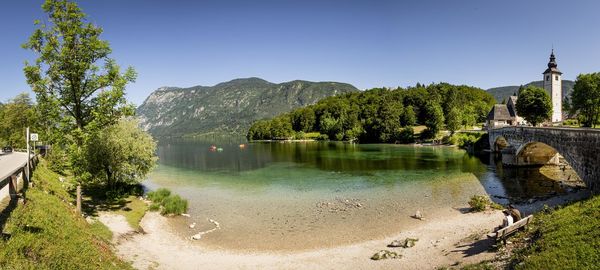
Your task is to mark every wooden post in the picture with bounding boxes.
[9,175,18,199]
[26,127,30,184]
[76,184,82,214]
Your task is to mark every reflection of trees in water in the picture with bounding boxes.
[157,140,487,175]
[474,152,585,202]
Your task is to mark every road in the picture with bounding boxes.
[0,152,28,180]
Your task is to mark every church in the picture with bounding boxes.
[486,50,563,129]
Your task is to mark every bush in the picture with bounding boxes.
[468,195,502,212]
[161,195,188,215]
[316,134,329,141]
[396,127,415,144]
[146,188,188,216]
[147,188,171,203]
[562,119,578,126]
[46,146,69,174]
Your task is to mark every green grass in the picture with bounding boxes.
[510,196,600,270]
[0,159,131,269]
[147,188,188,216]
[112,196,147,230]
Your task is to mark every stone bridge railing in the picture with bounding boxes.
[488,127,600,193]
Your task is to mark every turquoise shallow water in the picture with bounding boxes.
[144,139,576,251]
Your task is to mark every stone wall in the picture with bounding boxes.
[489,127,600,193]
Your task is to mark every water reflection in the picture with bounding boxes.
[155,139,584,204]
[474,152,584,204]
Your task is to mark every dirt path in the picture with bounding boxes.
[100,208,503,270]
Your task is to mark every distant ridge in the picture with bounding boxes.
[137,77,359,137]
[487,80,574,102]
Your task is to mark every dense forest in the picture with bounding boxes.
[247,83,496,143]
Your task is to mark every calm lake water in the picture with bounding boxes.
[144,139,579,251]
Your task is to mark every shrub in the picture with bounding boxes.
[146,188,188,216]
[46,146,69,174]
[161,195,188,215]
[396,127,415,144]
[316,134,329,141]
[468,195,502,212]
[147,188,171,203]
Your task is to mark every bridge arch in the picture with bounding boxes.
[493,136,510,152]
[515,142,560,166]
[488,127,600,193]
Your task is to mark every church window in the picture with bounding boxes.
[546,75,550,81]
[555,75,559,81]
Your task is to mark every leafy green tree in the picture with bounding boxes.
[375,100,403,142]
[319,113,341,140]
[515,86,552,126]
[446,107,462,134]
[84,118,157,190]
[0,93,37,148]
[400,105,417,127]
[396,127,415,144]
[270,116,294,139]
[571,72,600,127]
[23,0,136,135]
[247,120,272,140]
[423,102,445,139]
[291,107,316,132]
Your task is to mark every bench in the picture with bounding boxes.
[495,215,533,243]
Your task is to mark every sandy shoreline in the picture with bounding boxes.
[101,207,505,270]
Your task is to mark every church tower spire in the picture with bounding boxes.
[543,49,562,123]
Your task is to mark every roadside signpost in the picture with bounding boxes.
[26,129,38,186]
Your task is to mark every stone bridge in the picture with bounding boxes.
[488,127,600,193]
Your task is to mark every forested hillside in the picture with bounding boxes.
[487,80,574,103]
[137,78,358,137]
[247,83,496,143]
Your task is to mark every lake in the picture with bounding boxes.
[144,139,579,251]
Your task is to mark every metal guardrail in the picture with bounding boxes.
[0,154,39,202]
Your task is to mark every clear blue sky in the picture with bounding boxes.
[1,0,599,105]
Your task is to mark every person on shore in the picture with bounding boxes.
[501,209,514,228]
[487,210,514,238]
[508,204,522,221]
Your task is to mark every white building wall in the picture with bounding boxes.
[543,72,562,122]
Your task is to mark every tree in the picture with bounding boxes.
[23,0,136,135]
[84,118,157,191]
[515,86,552,126]
[422,102,445,139]
[0,93,37,148]
[446,107,462,134]
[571,73,600,127]
[400,105,417,127]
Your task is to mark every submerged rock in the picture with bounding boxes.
[371,250,401,260]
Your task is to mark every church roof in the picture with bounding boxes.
[487,104,514,121]
[543,50,562,74]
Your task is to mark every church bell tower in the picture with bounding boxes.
[543,50,562,123]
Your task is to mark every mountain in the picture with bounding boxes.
[137,77,359,137]
[487,80,575,103]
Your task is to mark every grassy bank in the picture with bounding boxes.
[509,195,600,269]
[455,195,599,270]
[0,160,132,269]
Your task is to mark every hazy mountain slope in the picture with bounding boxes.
[137,78,359,137]
[487,80,574,103]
